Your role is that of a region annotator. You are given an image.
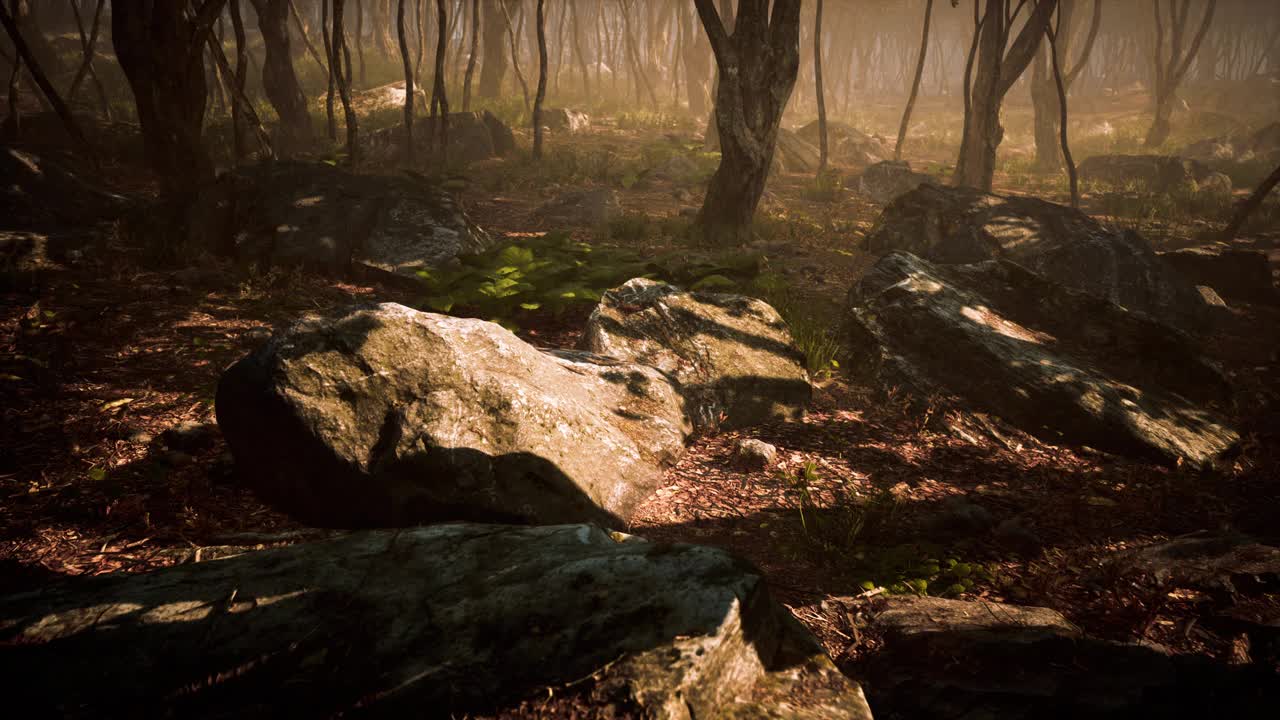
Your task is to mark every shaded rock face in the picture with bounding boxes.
[0,524,871,719]
[796,120,891,167]
[363,110,516,166]
[846,252,1238,467]
[580,279,811,430]
[863,184,1209,332]
[542,107,591,133]
[216,303,691,528]
[1,146,130,227]
[534,187,622,226]
[1078,154,1220,193]
[1159,244,1277,304]
[183,162,490,282]
[773,128,823,174]
[857,595,1279,720]
[856,160,939,204]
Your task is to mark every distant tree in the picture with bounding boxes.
[533,0,547,159]
[499,0,530,110]
[570,0,590,99]
[1031,0,1100,171]
[1145,0,1217,148]
[323,0,337,139]
[954,0,1058,191]
[332,0,359,165]
[693,0,802,245]
[814,0,829,172]
[478,0,510,98]
[463,0,480,109]
[250,0,315,156]
[430,0,449,160]
[67,0,111,121]
[894,0,934,161]
[397,0,414,164]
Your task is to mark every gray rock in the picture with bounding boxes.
[773,128,823,174]
[863,184,1210,333]
[534,187,622,226]
[796,120,890,167]
[856,160,939,204]
[1159,243,1276,304]
[344,80,429,116]
[1120,532,1280,594]
[858,595,1279,720]
[580,278,811,430]
[216,303,691,527]
[1,145,130,228]
[733,439,779,470]
[1196,171,1235,200]
[183,162,491,283]
[931,496,995,537]
[363,111,516,166]
[160,421,220,454]
[541,107,591,133]
[1078,154,1217,194]
[846,252,1238,467]
[0,524,872,719]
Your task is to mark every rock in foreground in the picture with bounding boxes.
[217,303,690,528]
[0,524,872,719]
[581,278,811,430]
[847,253,1238,467]
[183,162,490,283]
[864,184,1209,332]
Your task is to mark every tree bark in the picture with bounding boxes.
[463,0,479,109]
[814,0,828,172]
[895,0,933,161]
[229,0,250,165]
[499,0,530,111]
[323,0,337,140]
[430,0,449,162]
[478,0,509,97]
[533,0,547,159]
[1046,19,1078,208]
[693,0,802,246]
[332,0,359,165]
[571,0,590,99]
[355,0,366,87]
[397,0,414,165]
[1146,0,1217,148]
[954,0,1058,191]
[251,0,314,156]
[1218,161,1280,242]
[289,0,329,76]
[67,0,111,121]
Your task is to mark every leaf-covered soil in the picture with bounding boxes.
[3,112,1279,689]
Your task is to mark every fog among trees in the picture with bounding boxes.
[3,1,1280,717]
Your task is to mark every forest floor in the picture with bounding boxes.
[3,104,1279,683]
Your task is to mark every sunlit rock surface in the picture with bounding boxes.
[182,162,490,282]
[855,160,940,204]
[217,303,690,528]
[846,252,1238,467]
[863,184,1210,332]
[581,278,811,430]
[0,524,871,719]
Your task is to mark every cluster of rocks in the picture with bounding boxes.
[1181,121,1280,169]
[363,109,516,167]
[1078,154,1234,199]
[175,161,492,284]
[851,184,1248,468]
[772,121,893,175]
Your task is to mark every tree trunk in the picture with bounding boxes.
[67,0,111,121]
[1046,20,1078,208]
[954,0,1058,191]
[814,0,828,172]
[251,0,314,156]
[397,0,414,165]
[230,0,250,165]
[500,0,530,110]
[1031,46,1062,170]
[430,0,449,162]
[693,0,802,246]
[111,2,222,188]
[895,0,933,161]
[355,0,367,87]
[333,0,359,165]
[571,0,589,99]
[323,0,337,139]
[533,0,547,159]
[463,0,479,109]
[477,0,509,97]
[289,0,329,76]
[1145,0,1217,148]
[1219,161,1280,242]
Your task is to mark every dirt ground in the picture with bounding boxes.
[3,105,1279,684]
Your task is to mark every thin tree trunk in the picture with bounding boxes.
[230,0,249,165]
[1219,162,1280,241]
[894,0,933,161]
[0,0,92,156]
[533,0,547,159]
[462,0,479,110]
[415,0,426,84]
[431,0,449,163]
[571,0,589,99]
[1046,19,1078,208]
[3,37,20,138]
[814,0,828,173]
[620,0,658,107]
[323,0,337,139]
[355,0,366,87]
[500,0,530,111]
[206,30,277,161]
[289,0,329,75]
[333,0,359,165]
[398,0,414,165]
[251,0,314,155]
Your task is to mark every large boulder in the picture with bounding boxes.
[773,128,823,174]
[0,524,872,719]
[541,107,591,133]
[1078,154,1220,193]
[363,110,516,166]
[856,160,939,204]
[797,120,891,167]
[1,145,130,227]
[182,162,490,282]
[863,184,1209,332]
[856,595,1278,719]
[1159,243,1277,304]
[846,252,1238,467]
[580,278,811,430]
[216,303,690,528]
